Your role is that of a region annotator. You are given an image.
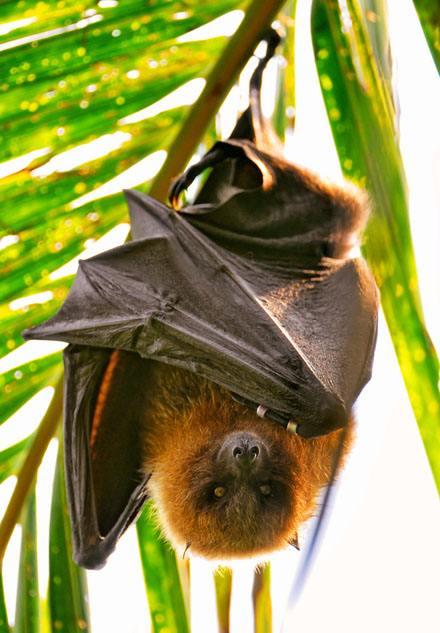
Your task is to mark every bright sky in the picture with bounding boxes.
[1,0,439,631]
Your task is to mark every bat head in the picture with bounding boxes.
[143,364,352,561]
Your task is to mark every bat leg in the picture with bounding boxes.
[169,28,283,209]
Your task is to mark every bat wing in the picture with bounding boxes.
[62,345,150,568]
[26,189,355,436]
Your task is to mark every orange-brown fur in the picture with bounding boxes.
[90,350,121,455]
[141,361,353,561]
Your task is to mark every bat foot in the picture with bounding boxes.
[169,146,231,208]
[169,165,200,209]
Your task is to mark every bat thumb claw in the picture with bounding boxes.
[287,534,300,551]
[182,542,191,560]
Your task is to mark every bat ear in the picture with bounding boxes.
[63,346,151,568]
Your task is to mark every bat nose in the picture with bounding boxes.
[219,432,266,471]
[232,442,260,466]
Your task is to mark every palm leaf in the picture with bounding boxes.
[0,373,63,561]
[136,503,190,633]
[359,0,393,91]
[0,439,33,487]
[311,0,440,488]
[0,355,61,424]
[413,0,440,71]
[13,489,39,633]
[48,446,90,631]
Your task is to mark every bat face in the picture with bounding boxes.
[142,362,352,560]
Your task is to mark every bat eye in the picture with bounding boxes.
[214,486,226,498]
[259,484,271,496]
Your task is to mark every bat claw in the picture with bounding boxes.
[287,534,300,550]
[169,166,198,209]
[169,161,210,209]
[169,176,187,210]
[182,542,191,560]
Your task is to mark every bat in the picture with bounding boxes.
[24,30,378,569]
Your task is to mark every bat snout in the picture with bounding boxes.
[217,431,268,473]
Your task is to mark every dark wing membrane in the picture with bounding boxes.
[63,345,150,569]
[26,191,342,436]
[183,139,368,264]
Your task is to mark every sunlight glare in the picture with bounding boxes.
[0,148,50,179]
[32,133,132,178]
[0,17,37,37]
[3,525,21,626]
[0,235,19,251]
[177,11,243,43]
[119,78,206,125]
[87,526,149,633]
[69,151,166,210]
[9,291,54,312]
[0,478,21,626]
[36,439,59,599]
[0,14,102,52]
[0,3,438,632]
[0,341,65,374]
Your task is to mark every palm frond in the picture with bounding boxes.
[312,0,440,488]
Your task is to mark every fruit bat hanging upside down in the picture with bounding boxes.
[24,31,378,569]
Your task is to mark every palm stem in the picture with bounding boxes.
[214,567,232,633]
[252,564,272,633]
